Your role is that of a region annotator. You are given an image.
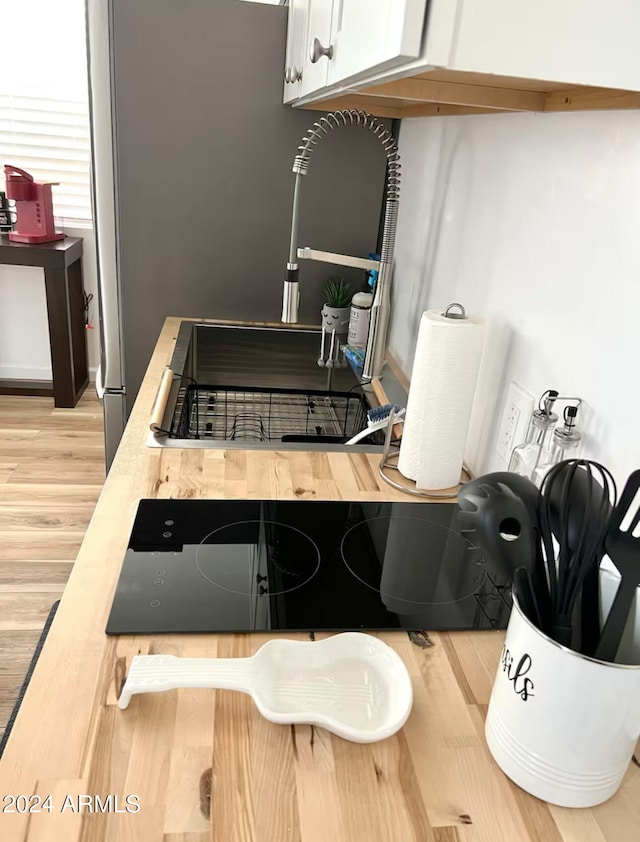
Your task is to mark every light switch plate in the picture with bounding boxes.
[496,382,535,461]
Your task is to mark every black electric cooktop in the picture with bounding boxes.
[106,499,512,635]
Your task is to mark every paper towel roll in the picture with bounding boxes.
[397,309,484,490]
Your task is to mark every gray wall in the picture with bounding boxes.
[112,0,388,406]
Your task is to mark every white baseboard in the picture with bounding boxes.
[0,365,98,384]
[0,363,53,381]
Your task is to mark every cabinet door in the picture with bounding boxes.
[328,0,427,86]
[283,0,308,103]
[299,0,334,98]
[448,0,640,92]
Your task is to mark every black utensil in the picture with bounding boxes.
[546,462,613,655]
[459,471,539,523]
[539,460,617,649]
[458,472,547,591]
[539,462,583,645]
[457,473,555,633]
[457,480,536,581]
[594,470,640,663]
[512,566,542,628]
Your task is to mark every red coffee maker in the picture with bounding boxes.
[3,164,65,243]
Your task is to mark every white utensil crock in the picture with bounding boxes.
[486,592,640,808]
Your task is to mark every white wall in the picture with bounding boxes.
[388,110,640,484]
[0,227,101,381]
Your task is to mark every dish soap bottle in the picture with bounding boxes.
[531,404,582,487]
[348,291,373,349]
[508,389,559,479]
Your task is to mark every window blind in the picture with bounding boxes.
[0,0,92,226]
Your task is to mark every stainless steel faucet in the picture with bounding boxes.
[281,110,400,380]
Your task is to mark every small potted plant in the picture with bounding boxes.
[321,277,353,335]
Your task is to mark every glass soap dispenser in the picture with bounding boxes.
[531,404,582,487]
[508,389,559,479]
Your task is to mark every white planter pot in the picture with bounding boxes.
[321,305,350,335]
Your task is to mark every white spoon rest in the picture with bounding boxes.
[119,632,413,743]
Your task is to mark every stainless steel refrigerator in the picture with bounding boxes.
[86,0,388,469]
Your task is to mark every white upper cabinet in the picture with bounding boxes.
[327,0,428,86]
[299,0,334,98]
[437,0,640,92]
[283,0,308,103]
[284,0,640,114]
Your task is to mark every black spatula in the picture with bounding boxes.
[594,470,640,663]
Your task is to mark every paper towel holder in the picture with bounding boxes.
[378,407,472,500]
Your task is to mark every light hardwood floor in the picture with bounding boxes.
[0,391,104,740]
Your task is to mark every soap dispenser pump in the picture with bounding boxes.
[531,403,582,487]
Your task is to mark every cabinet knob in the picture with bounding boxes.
[310,36,333,63]
[291,65,302,82]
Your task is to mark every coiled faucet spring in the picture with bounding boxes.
[282,110,400,380]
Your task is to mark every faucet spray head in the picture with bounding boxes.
[281,266,300,323]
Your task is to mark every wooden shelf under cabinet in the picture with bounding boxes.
[300,68,640,119]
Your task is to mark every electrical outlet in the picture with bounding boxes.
[496,382,535,461]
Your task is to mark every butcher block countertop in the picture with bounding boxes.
[1,316,639,842]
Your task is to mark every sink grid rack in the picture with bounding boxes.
[171,384,374,443]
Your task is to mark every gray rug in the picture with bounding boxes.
[0,600,60,757]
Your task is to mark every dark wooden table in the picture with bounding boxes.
[0,235,89,407]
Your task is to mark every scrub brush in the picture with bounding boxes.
[345,404,405,445]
